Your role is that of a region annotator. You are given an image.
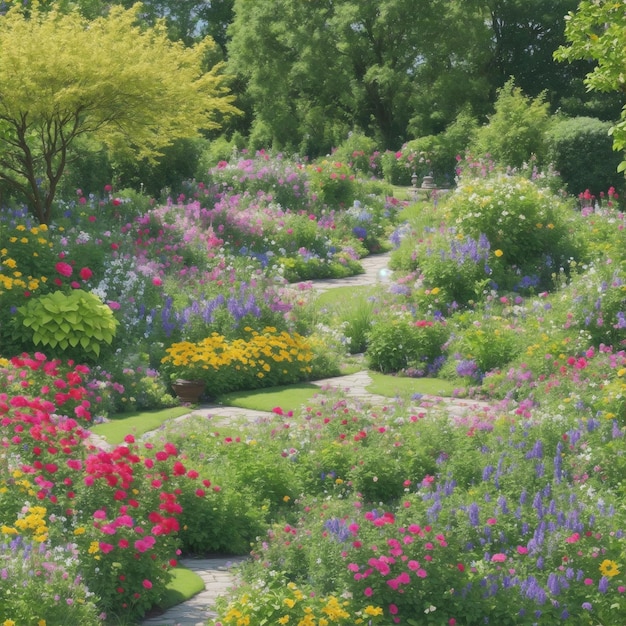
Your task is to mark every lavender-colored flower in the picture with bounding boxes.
[582,602,592,611]
[547,573,561,595]
[521,576,546,604]
[482,465,494,481]
[457,359,479,378]
[598,576,609,594]
[324,518,350,543]
[497,495,509,514]
[468,502,480,527]
[525,440,543,460]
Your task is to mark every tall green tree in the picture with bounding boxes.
[227,0,350,154]
[228,0,487,154]
[486,1,579,99]
[116,0,234,50]
[0,3,238,224]
[555,0,626,172]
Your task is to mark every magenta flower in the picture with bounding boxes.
[55,261,73,277]
[79,267,93,280]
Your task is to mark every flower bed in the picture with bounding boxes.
[1,151,626,624]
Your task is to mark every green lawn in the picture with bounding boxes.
[217,382,321,412]
[90,406,190,445]
[367,371,458,398]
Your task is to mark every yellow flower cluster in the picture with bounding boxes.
[2,505,48,542]
[220,579,383,626]
[162,327,313,382]
[0,223,52,295]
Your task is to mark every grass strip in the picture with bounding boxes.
[366,371,459,398]
[217,382,321,413]
[90,406,190,445]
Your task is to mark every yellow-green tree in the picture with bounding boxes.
[0,2,238,224]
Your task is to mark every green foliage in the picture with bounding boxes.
[0,535,102,626]
[381,142,431,186]
[195,132,246,175]
[449,319,522,374]
[213,571,385,626]
[332,132,381,176]
[565,261,626,349]
[469,78,551,168]
[309,159,357,208]
[408,107,479,187]
[228,0,488,153]
[545,116,623,197]
[443,174,586,291]
[555,0,626,172]
[366,314,449,374]
[413,230,493,307]
[114,137,207,198]
[17,289,117,359]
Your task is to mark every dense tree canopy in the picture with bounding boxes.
[226,0,606,156]
[0,2,238,223]
[228,0,490,154]
[0,0,620,207]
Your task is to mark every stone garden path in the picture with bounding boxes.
[139,252,496,626]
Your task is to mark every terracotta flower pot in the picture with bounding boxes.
[171,379,205,403]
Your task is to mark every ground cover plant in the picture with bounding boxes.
[0,147,626,625]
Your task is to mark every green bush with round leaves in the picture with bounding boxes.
[17,289,118,360]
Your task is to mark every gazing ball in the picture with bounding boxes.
[378,268,392,283]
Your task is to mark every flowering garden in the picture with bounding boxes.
[1,148,626,625]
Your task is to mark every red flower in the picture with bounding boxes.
[79,267,93,281]
[55,262,73,277]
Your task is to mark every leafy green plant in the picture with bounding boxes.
[468,78,551,167]
[414,230,493,307]
[17,289,118,359]
[450,320,521,374]
[212,571,385,626]
[545,116,623,197]
[443,173,586,291]
[366,314,449,374]
[309,159,357,208]
[0,533,102,626]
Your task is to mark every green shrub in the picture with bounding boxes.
[545,116,623,196]
[309,159,357,208]
[366,314,449,374]
[409,107,478,187]
[468,78,551,168]
[332,131,381,176]
[449,320,521,374]
[443,174,586,291]
[413,230,493,307]
[381,142,431,186]
[17,289,118,360]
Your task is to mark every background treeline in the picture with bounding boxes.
[17,0,626,199]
